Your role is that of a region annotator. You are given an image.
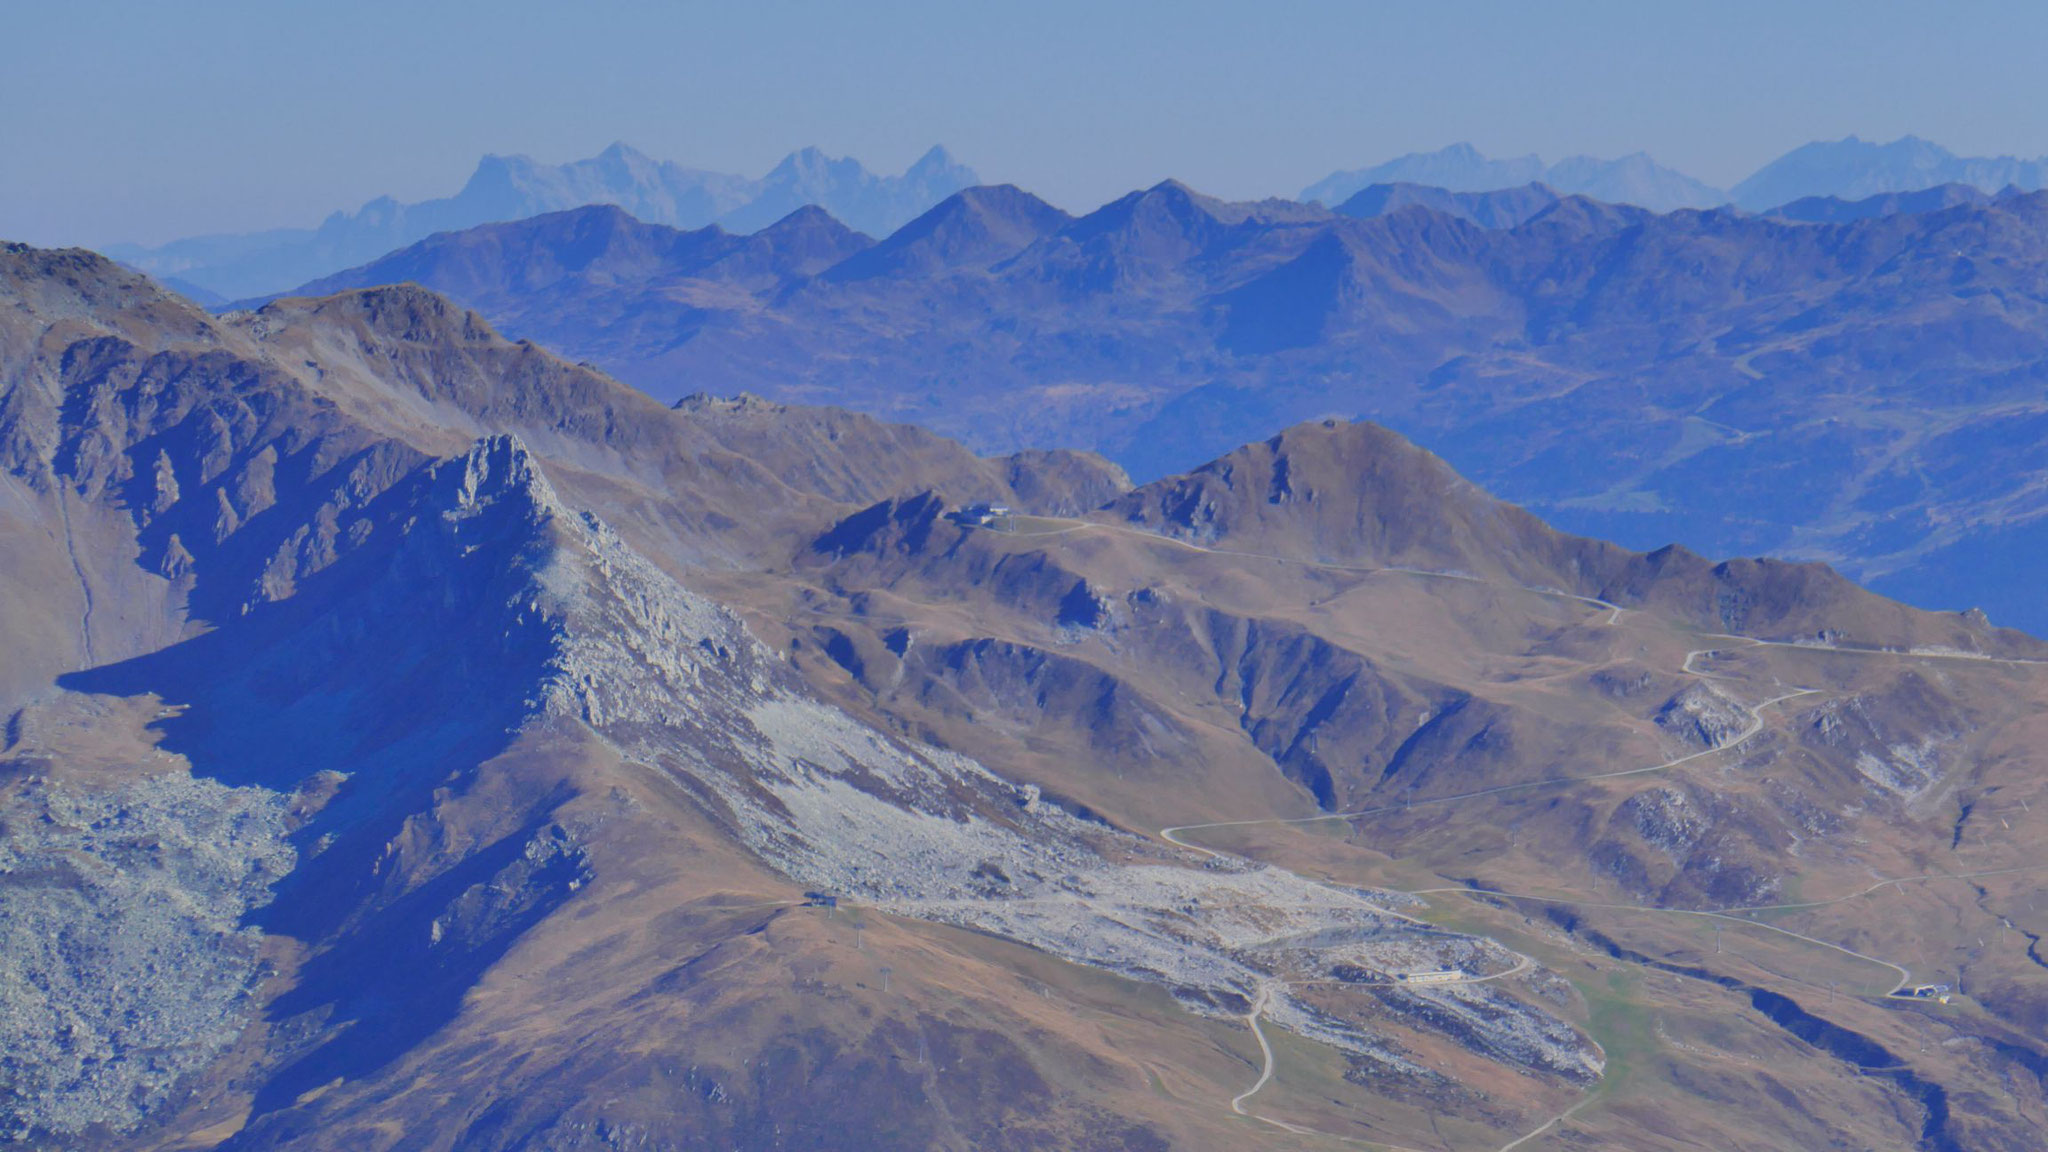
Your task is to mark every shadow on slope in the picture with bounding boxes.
[62,440,580,1119]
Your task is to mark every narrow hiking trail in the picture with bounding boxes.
[799,521,2048,1147]
[1230,984,1437,1152]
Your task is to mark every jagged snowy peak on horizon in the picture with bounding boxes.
[104,143,978,300]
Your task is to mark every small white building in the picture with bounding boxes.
[1395,968,1462,985]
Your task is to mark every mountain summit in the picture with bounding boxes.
[825,184,1073,281]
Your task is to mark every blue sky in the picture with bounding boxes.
[6,0,2047,246]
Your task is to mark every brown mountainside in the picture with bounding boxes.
[4,245,2048,1151]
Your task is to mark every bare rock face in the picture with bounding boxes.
[484,437,1602,1086]
[1802,680,1965,802]
[1054,579,1114,630]
[0,774,293,1141]
[1655,683,1750,750]
[1622,786,1711,856]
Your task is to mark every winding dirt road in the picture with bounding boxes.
[980,516,2047,1148]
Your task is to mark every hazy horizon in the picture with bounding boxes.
[9,0,2048,248]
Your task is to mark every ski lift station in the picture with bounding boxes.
[958,502,1011,526]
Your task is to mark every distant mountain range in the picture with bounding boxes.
[1763,182,2004,224]
[1730,135,2048,210]
[104,143,977,300]
[1305,136,2048,215]
[109,134,2048,302]
[271,180,2048,636]
[1302,143,1725,212]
